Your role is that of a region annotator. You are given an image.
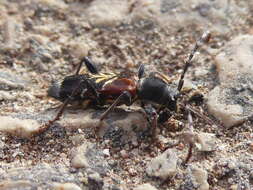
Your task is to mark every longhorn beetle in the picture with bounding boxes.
[42,31,210,162]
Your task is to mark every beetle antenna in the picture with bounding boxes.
[75,59,83,75]
[177,31,211,92]
[138,64,145,79]
[82,57,99,74]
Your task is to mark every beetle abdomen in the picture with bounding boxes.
[47,81,61,100]
[48,74,96,102]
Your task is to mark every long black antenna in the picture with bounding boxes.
[177,31,211,92]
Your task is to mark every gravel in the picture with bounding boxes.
[0,0,253,189]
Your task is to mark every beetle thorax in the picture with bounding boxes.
[137,77,178,111]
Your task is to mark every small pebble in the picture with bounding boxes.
[146,149,178,180]
[133,183,158,190]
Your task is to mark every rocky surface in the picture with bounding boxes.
[146,149,178,180]
[207,35,253,127]
[0,0,253,189]
[0,116,41,138]
[133,183,158,190]
[180,165,209,190]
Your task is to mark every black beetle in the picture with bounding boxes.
[43,31,211,146]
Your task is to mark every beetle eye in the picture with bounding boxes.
[174,93,180,100]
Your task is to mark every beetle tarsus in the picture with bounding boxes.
[184,143,193,165]
[184,109,194,164]
[141,104,158,142]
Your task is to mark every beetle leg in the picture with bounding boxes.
[39,80,100,135]
[37,80,84,134]
[82,56,99,74]
[157,108,172,124]
[185,143,193,165]
[49,80,84,124]
[76,57,99,75]
[50,78,99,123]
[184,109,195,164]
[100,91,132,121]
[159,108,195,164]
[83,79,100,105]
[141,104,158,142]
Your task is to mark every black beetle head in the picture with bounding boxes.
[164,86,178,111]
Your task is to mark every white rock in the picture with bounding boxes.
[0,91,15,101]
[86,0,129,27]
[215,35,253,83]
[102,149,110,157]
[133,183,158,190]
[0,180,33,189]
[146,149,178,180]
[130,0,161,21]
[59,108,148,143]
[59,109,100,129]
[0,116,41,138]
[2,17,16,51]
[33,25,56,37]
[0,77,24,90]
[207,86,246,127]
[190,165,209,190]
[70,141,109,174]
[70,143,90,169]
[195,132,217,152]
[52,182,82,190]
[67,41,90,59]
[207,35,253,127]
[182,78,197,91]
[40,0,68,9]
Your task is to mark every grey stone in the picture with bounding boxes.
[0,180,34,190]
[207,86,246,127]
[88,172,104,190]
[212,156,253,189]
[190,165,209,190]
[70,142,110,175]
[208,35,253,127]
[58,108,149,147]
[1,17,18,51]
[146,149,178,180]
[52,182,82,190]
[180,165,209,190]
[86,0,129,27]
[0,91,15,101]
[0,116,41,138]
[0,163,82,189]
[215,35,253,82]
[160,0,251,34]
[0,71,27,90]
[195,132,217,152]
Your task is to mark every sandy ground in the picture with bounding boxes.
[0,0,252,190]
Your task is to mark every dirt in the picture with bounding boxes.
[0,0,252,190]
